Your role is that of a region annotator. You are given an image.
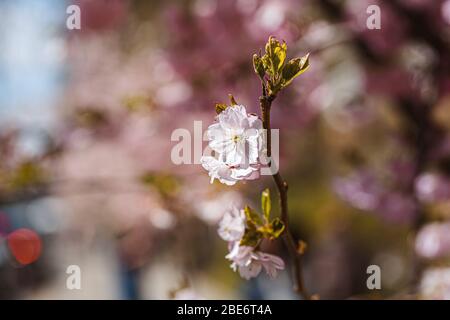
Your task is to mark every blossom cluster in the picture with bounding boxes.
[218,206,285,280]
[201,102,264,186]
[216,189,285,280]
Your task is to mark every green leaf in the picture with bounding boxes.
[240,224,262,247]
[269,218,285,239]
[256,218,284,240]
[281,53,310,88]
[244,205,263,226]
[273,42,287,72]
[261,53,271,75]
[215,103,228,114]
[252,54,266,80]
[265,36,287,75]
[261,189,271,222]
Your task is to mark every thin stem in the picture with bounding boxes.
[259,93,310,300]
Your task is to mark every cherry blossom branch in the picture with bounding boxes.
[259,92,310,300]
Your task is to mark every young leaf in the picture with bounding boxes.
[252,54,265,80]
[255,218,285,240]
[281,53,310,88]
[265,37,287,75]
[261,188,271,222]
[261,53,271,75]
[269,218,285,239]
[244,205,263,226]
[240,224,262,247]
[215,103,228,114]
[273,42,287,72]
[256,225,273,238]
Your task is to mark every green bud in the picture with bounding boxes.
[215,103,228,114]
[228,94,238,106]
[253,54,266,80]
[261,188,271,222]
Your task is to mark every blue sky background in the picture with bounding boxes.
[0,0,68,130]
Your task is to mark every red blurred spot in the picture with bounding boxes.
[7,229,42,265]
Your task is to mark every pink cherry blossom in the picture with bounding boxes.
[201,104,263,185]
[218,207,246,242]
[225,242,285,280]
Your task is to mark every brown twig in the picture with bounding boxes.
[259,92,310,300]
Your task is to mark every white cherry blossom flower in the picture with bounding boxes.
[200,156,257,186]
[225,242,285,280]
[226,243,258,279]
[201,104,264,186]
[237,260,264,280]
[218,207,246,242]
[201,156,237,185]
[226,241,253,263]
[206,105,263,167]
[257,251,285,278]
